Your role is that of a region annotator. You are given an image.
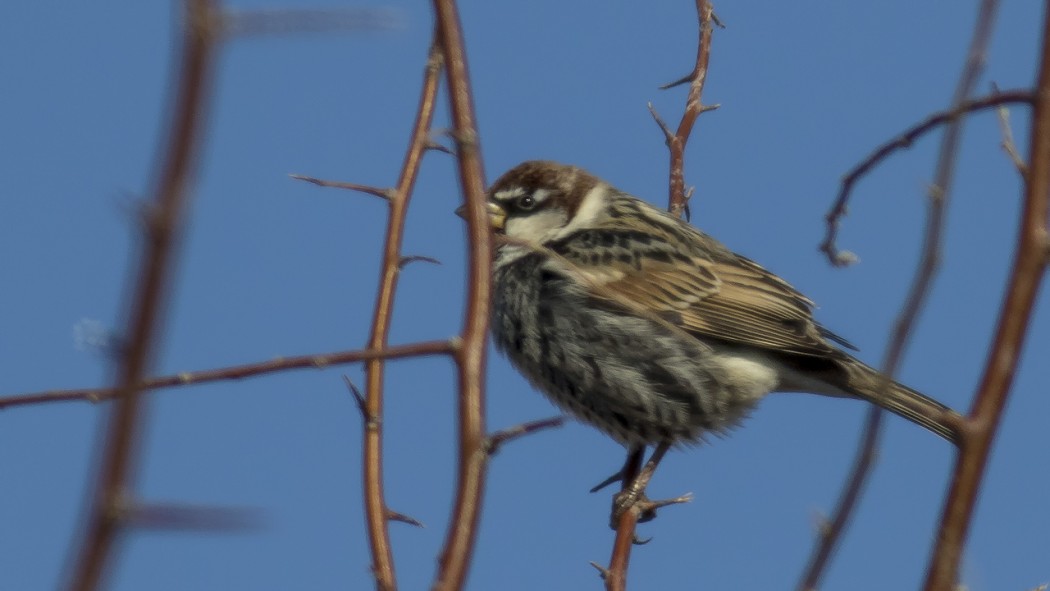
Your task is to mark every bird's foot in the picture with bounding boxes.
[610,489,693,530]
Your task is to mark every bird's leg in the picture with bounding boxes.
[611,443,690,527]
[590,445,645,493]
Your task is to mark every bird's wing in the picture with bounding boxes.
[548,227,845,358]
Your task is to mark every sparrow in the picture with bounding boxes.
[474,160,961,449]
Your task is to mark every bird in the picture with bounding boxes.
[473,160,961,456]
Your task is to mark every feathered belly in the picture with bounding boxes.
[492,263,769,446]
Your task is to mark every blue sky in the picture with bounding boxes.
[2,1,1047,590]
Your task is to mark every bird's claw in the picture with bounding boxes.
[610,490,693,529]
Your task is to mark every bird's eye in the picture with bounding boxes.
[516,194,537,211]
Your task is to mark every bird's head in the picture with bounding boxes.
[457,161,606,243]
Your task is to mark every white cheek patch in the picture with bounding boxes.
[504,209,569,242]
[553,184,608,240]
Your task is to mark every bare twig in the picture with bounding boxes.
[802,1,1003,589]
[358,35,444,591]
[820,88,1033,266]
[484,416,565,456]
[64,2,222,589]
[0,340,457,410]
[653,0,718,218]
[222,8,402,37]
[289,174,394,201]
[430,0,492,589]
[924,5,1050,589]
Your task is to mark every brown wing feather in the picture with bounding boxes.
[550,217,842,358]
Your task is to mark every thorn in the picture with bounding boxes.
[425,139,454,155]
[342,375,378,428]
[289,174,393,201]
[631,534,653,545]
[387,509,425,528]
[647,102,674,144]
[589,561,611,580]
[590,471,624,494]
[398,255,442,269]
[484,416,564,456]
[659,72,694,91]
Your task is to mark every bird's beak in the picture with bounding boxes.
[455,201,507,232]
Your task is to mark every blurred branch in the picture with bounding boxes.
[222,8,402,37]
[123,501,262,531]
[429,0,492,588]
[924,4,1050,589]
[819,88,1033,266]
[64,1,222,589]
[795,405,883,591]
[357,34,444,591]
[803,1,1002,589]
[652,0,719,219]
[0,340,457,410]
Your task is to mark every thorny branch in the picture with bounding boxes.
[0,340,457,410]
[429,0,492,589]
[64,1,221,589]
[651,0,719,219]
[924,4,1050,589]
[354,34,444,591]
[802,1,1004,589]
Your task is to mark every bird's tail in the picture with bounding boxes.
[841,359,961,445]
